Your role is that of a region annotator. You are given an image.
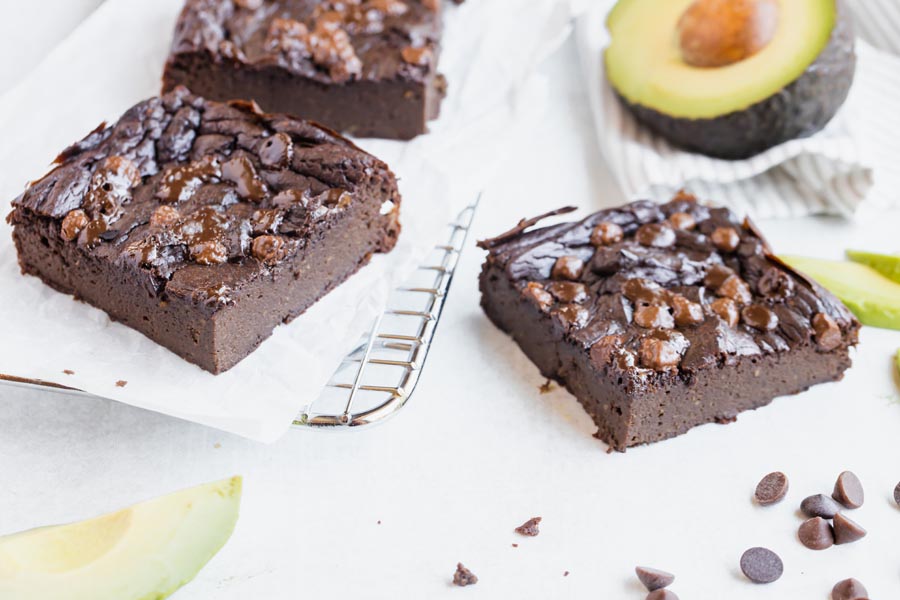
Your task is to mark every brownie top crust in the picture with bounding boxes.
[479,195,860,381]
[8,86,400,310]
[168,0,442,85]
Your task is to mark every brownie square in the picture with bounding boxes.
[162,0,446,140]
[7,87,401,374]
[479,196,860,451]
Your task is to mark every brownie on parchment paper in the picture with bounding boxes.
[478,194,859,451]
[7,87,400,374]
[162,0,448,140]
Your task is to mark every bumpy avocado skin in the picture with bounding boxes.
[616,0,856,160]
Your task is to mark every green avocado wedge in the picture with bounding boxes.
[846,250,900,284]
[781,256,900,330]
[0,476,242,600]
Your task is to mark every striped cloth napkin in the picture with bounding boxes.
[576,0,900,219]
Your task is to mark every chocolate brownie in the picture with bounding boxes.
[478,195,859,451]
[162,0,447,140]
[7,86,401,374]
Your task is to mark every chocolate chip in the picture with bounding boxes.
[668,295,704,327]
[704,264,735,289]
[635,223,676,248]
[590,335,624,367]
[551,255,585,281]
[251,235,288,265]
[833,471,864,509]
[59,209,89,241]
[635,566,675,591]
[222,155,267,202]
[801,494,842,519]
[115,380,128,388]
[308,17,362,83]
[634,305,675,329]
[717,275,752,304]
[545,281,588,304]
[590,222,624,246]
[894,481,900,507]
[741,305,778,331]
[515,517,541,536]
[639,337,681,370]
[452,563,478,587]
[190,240,228,265]
[623,278,664,305]
[709,298,739,327]
[739,547,783,584]
[813,313,842,351]
[647,590,679,600]
[833,512,867,545]
[668,212,696,230]
[711,226,740,252]
[150,205,180,228]
[258,132,294,169]
[251,208,283,235]
[552,304,590,329]
[758,268,794,300]
[401,46,432,66]
[156,156,221,203]
[754,472,789,506]
[523,282,553,311]
[798,517,834,550]
[832,578,868,600]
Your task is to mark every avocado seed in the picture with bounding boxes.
[678,0,779,68]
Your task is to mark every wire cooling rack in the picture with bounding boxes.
[294,200,479,429]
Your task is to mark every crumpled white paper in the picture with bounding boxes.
[0,0,571,442]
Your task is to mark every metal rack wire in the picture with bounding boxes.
[294,200,479,429]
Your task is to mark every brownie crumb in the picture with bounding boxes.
[539,380,555,394]
[377,520,382,525]
[511,543,518,548]
[452,563,478,587]
[515,516,542,537]
[563,571,569,577]
[63,369,75,375]
[115,380,128,388]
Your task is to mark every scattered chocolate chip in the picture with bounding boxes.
[551,256,585,281]
[711,226,740,252]
[739,547,783,584]
[515,517,541,536]
[635,566,675,591]
[754,472,789,506]
[251,235,288,265]
[833,512,867,545]
[63,369,75,375]
[590,222,624,246]
[757,268,794,300]
[221,155,267,202]
[115,380,127,388]
[704,264,735,289]
[717,275,752,304]
[59,209,90,242]
[190,240,228,265]
[553,304,590,329]
[894,481,900,507]
[623,278,665,306]
[258,132,294,169]
[563,571,570,577]
[668,212,696,230]
[251,208,283,235]
[545,281,588,304]
[149,205,180,228]
[670,295,705,327]
[813,313,842,351]
[635,223,676,248]
[801,494,842,519]
[741,305,779,331]
[523,282,553,311]
[452,563,478,587]
[832,578,868,600]
[709,298,739,328]
[647,590,679,600]
[833,471,864,509]
[511,543,518,548]
[798,517,834,550]
[634,305,675,329]
[639,337,681,370]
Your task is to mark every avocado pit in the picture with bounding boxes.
[678,0,780,68]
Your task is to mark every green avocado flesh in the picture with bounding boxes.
[0,476,242,600]
[605,0,837,118]
[781,256,900,331]
[846,249,900,284]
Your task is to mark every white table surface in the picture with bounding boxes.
[3,11,900,600]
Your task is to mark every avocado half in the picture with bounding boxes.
[604,0,856,159]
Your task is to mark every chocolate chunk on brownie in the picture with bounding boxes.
[162,0,447,140]
[8,86,401,374]
[478,195,859,451]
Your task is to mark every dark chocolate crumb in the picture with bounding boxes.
[63,369,75,375]
[452,563,478,587]
[511,543,518,548]
[563,571,569,577]
[115,380,128,388]
[515,517,541,537]
[377,520,381,525]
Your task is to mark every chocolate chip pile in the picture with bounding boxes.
[635,566,678,599]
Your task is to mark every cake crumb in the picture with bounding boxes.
[452,563,478,587]
[63,370,75,375]
[115,380,128,388]
[515,516,542,536]
[511,543,518,548]
[539,379,555,394]
[214,442,222,449]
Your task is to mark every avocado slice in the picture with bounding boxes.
[781,255,900,330]
[0,476,241,600]
[604,0,856,159]
[846,249,900,284]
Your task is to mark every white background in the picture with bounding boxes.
[2,2,900,599]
